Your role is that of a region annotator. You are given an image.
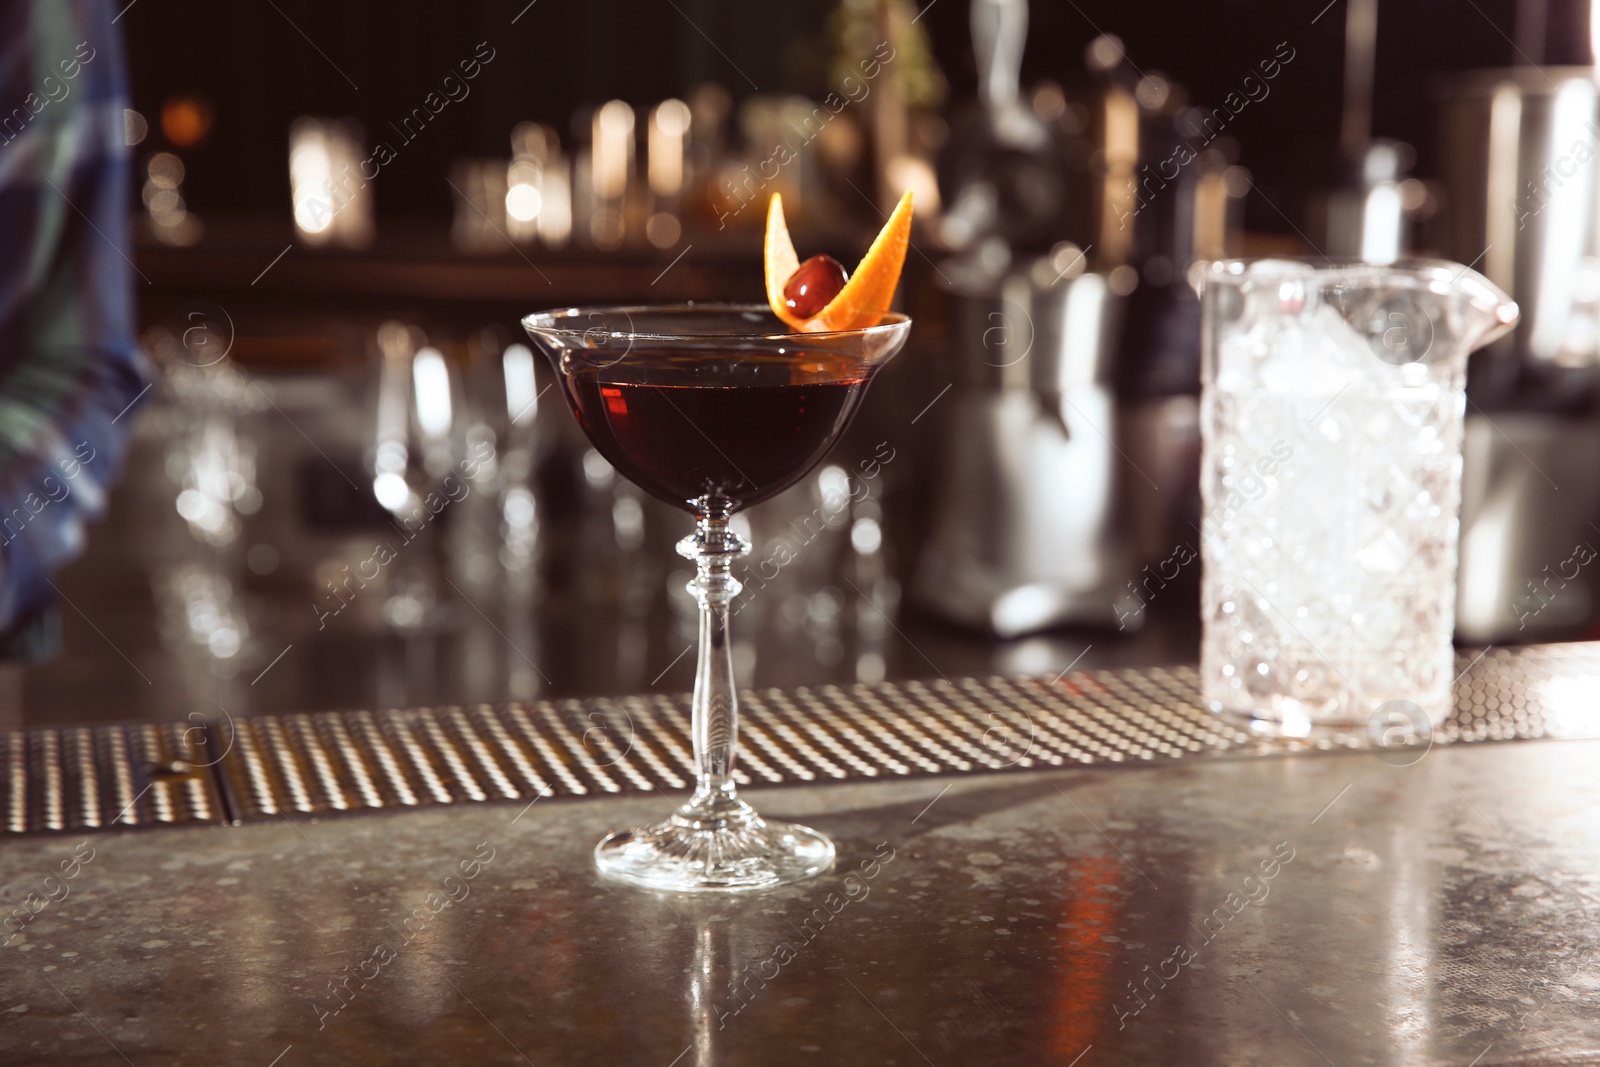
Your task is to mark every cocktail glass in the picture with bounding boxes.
[1197,259,1517,734]
[523,304,911,891]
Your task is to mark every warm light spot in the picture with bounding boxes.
[648,98,690,197]
[506,182,542,222]
[147,152,185,189]
[592,100,635,200]
[293,197,332,234]
[162,96,214,147]
[646,212,681,248]
[654,98,690,138]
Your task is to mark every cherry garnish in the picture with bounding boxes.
[783,254,850,320]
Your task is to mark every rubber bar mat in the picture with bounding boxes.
[3,643,1598,833]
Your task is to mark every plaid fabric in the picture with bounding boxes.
[0,0,149,660]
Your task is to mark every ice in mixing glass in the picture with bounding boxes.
[1199,259,1517,732]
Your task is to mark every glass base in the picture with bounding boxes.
[1210,695,1447,739]
[595,793,834,893]
[1212,701,1360,738]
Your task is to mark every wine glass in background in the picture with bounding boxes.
[370,320,466,636]
[454,329,546,603]
[453,328,551,701]
[495,338,545,593]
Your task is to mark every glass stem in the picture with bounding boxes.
[679,515,751,819]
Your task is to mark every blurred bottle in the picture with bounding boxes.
[1081,35,1249,573]
[590,100,635,250]
[505,122,573,249]
[289,118,373,249]
[646,99,692,249]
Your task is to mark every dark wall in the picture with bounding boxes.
[122,0,1574,230]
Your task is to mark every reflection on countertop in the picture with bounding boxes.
[1,738,1595,1064]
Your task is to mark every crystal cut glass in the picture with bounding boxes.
[1198,260,1517,733]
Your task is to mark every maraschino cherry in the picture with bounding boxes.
[783,255,850,321]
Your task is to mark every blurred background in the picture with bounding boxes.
[30,0,1600,726]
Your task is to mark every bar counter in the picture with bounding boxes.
[3,647,1599,1066]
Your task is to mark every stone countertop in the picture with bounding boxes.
[1,738,1597,1066]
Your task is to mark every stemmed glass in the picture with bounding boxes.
[524,304,911,891]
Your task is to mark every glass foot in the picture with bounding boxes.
[595,796,834,893]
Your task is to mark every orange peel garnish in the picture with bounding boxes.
[764,191,913,333]
[764,195,804,329]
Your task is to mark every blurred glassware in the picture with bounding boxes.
[504,126,546,245]
[752,466,852,679]
[580,447,656,622]
[147,320,264,549]
[289,118,373,248]
[847,496,896,684]
[452,328,551,611]
[735,461,898,687]
[369,321,466,634]
[154,562,249,676]
[145,320,266,699]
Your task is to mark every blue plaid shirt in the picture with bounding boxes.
[0,0,150,659]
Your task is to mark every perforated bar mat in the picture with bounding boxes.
[4,643,1598,833]
[1,719,223,833]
